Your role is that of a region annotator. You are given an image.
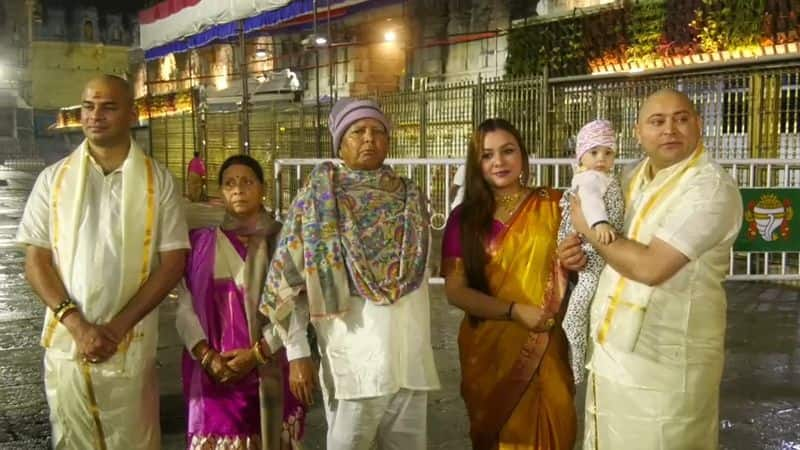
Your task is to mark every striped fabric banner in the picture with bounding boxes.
[138,0,291,51]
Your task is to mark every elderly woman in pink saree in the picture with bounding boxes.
[176,155,306,449]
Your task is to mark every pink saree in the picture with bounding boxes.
[182,227,306,449]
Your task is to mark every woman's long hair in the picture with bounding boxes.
[459,118,530,295]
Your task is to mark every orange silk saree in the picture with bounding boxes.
[442,188,576,450]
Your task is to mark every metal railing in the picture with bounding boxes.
[274,157,800,281]
[150,64,800,210]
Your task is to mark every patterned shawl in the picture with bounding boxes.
[261,162,429,338]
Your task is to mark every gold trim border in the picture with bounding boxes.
[139,157,156,284]
[598,147,704,343]
[80,362,108,450]
[42,153,77,348]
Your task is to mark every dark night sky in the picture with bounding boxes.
[42,0,150,14]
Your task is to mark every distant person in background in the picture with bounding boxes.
[450,164,466,210]
[187,151,207,202]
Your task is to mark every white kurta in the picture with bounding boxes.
[16,142,189,450]
[265,277,441,401]
[583,152,742,450]
[265,278,440,450]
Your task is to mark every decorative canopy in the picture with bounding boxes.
[139,0,383,60]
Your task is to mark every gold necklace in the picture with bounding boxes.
[495,190,524,208]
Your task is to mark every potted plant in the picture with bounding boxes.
[692,0,729,55]
[665,0,703,56]
[728,0,767,51]
[625,0,668,68]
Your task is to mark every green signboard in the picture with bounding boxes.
[735,189,800,252]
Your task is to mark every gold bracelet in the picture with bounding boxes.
[196,346,210,363]
[52,298,76,316]
[252,341,268,365]
[55,303,78,322]
[200,349,215,369]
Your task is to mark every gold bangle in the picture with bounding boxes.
[55,303,78,322]
[200,349,215,369]
[506,302,516,321]
[52,298,76,316]
[252,341,268,365]
[196,346,210,362]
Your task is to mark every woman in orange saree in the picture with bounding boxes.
[442,119,576,450]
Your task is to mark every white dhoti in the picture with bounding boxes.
[45,351,160,450]
[584,371,720,450]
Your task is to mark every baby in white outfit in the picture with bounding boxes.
[558,119,625,384]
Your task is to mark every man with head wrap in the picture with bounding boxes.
[260,98,440,450]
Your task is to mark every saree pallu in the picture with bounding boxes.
[182,228,305,450]
[443,189,576,450]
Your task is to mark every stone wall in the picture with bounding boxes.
[0,0,28,90]
[136,0,552,102]
[268,3,406,100]
[407,0,513,82]
[30,41,130,109]
[535,0,616,17]
[35,4,137,46]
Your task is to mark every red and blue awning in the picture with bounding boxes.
[139,0,388,60]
